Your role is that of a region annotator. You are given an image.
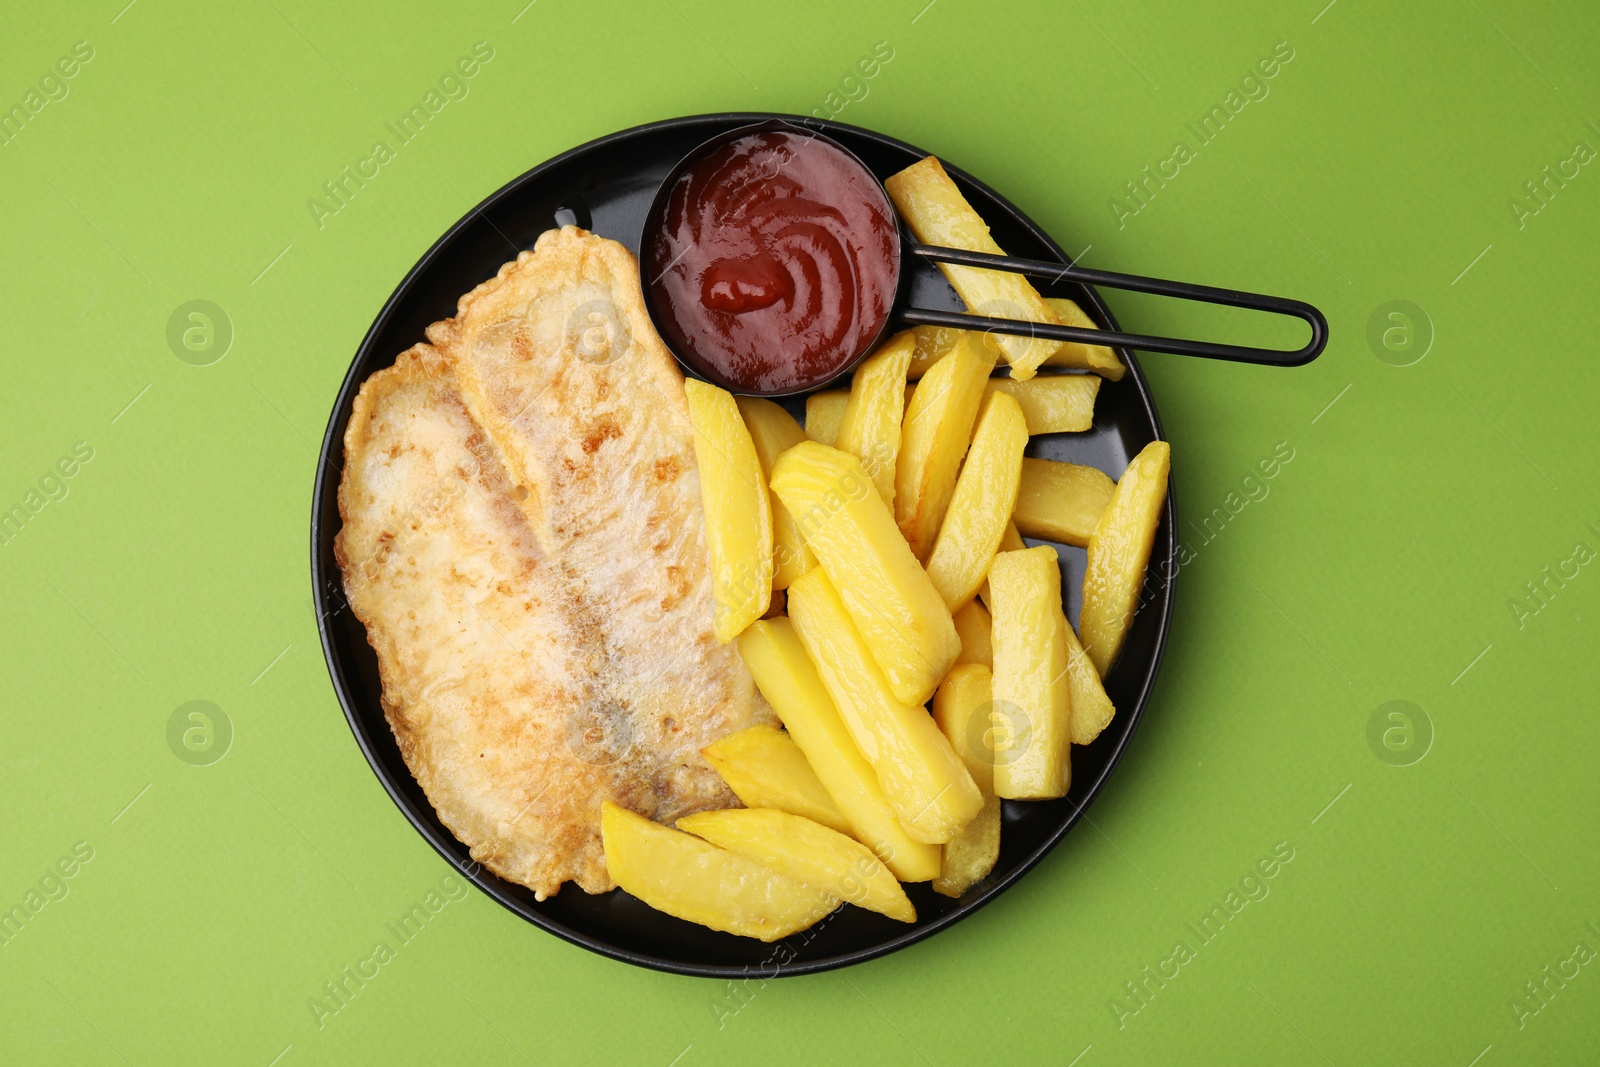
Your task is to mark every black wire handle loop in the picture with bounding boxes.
[903,243,1328,367]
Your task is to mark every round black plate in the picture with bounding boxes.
[311,113,1176,978]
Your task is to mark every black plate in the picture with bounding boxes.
[311,113,1176,978]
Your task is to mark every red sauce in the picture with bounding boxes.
[646,129,900,394]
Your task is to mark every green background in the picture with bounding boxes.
[3,0,1597,1062]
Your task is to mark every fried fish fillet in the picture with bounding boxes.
[337,229,771,898]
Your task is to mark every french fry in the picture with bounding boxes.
[1064,621,1117,745]
[805,391,849,446]
[985,374,1099,434]
[601,802,837,941]
[895,332,996,560]
[925,391,1028,610]
[835,332,914,508]
[937,794,1000,899]
[933,664,996,794]
[683,380,772,641]
[809,386,915,447]
[908,325,963,380]
[736,397,817,589]
[989,547,1073,800]
[788,568,982,844]
[678,808,916,923]
[1012,458,1116,547]
[702,724,849,835]
[1081,440,1170,676]
[952,599,993,668]
[736,619,941,881]
[885,156,1064,380]
[978,521,1027,613]
[931,664,1002,897]
[1043,297,1126,380]
[772,442,959,706]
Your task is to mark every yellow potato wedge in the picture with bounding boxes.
[908,325,963,380]
[736,397,817,590]
[989,547,1073,799]
[985,374,1100,434]
[805,390,849,446]
[978,521,1027,612]
[895,332,996,560]
[925,390,1029,610]
[683,380,772,640]
[935,794,1001,899]
[736,619,941,881]
[772,442,959,706]
[1081,440,1171,676]
[1064,620,1117,745]
[601,802,837,941]
[932,663,997,793]
[1043,297,1126,380]
[886,156,1066,380]
[1012,458,1116,548]
[836,332,914,508]
[702,724,849,835]
[788,568,982,844]
[952,599,993,668]
[931,664,1001,898]
[678,808,915,923]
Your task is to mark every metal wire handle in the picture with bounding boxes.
[902,243,1328,367]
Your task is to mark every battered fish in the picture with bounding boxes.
[337,229,771,899]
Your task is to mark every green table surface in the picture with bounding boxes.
[4,1,1598,1063]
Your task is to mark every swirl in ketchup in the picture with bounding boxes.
[645,129,900,395]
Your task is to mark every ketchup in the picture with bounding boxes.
[645,129,900,394]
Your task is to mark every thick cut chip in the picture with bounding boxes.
[932,663,997,794]
[1081,440,1170,676]
[772,441,959,706]
[805,390,850,446]
[985,375,1100,434]
[684,379,773,641]
[787,568,981,844]
[925,390,1029,610]
[736,397,816,589]
[907,325,963,380]
[1043,297,1126,380]
[702,724,848,835]
[1012,458,1116,548]
[1064,622,1117,745]
[952,599,994,668]
[896,331,996,561]
[936,794,1001,899]
[736,619,941,881]
[885,156,1065,380]
[978,521,1026,612]
[678,808,915,923]
[931,664,1002,898]
[835,332,914,507]
[344,227,774,899]
[602,803,837,941]
[989,547,1073,800]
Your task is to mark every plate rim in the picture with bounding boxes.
[310,110,1176,978]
